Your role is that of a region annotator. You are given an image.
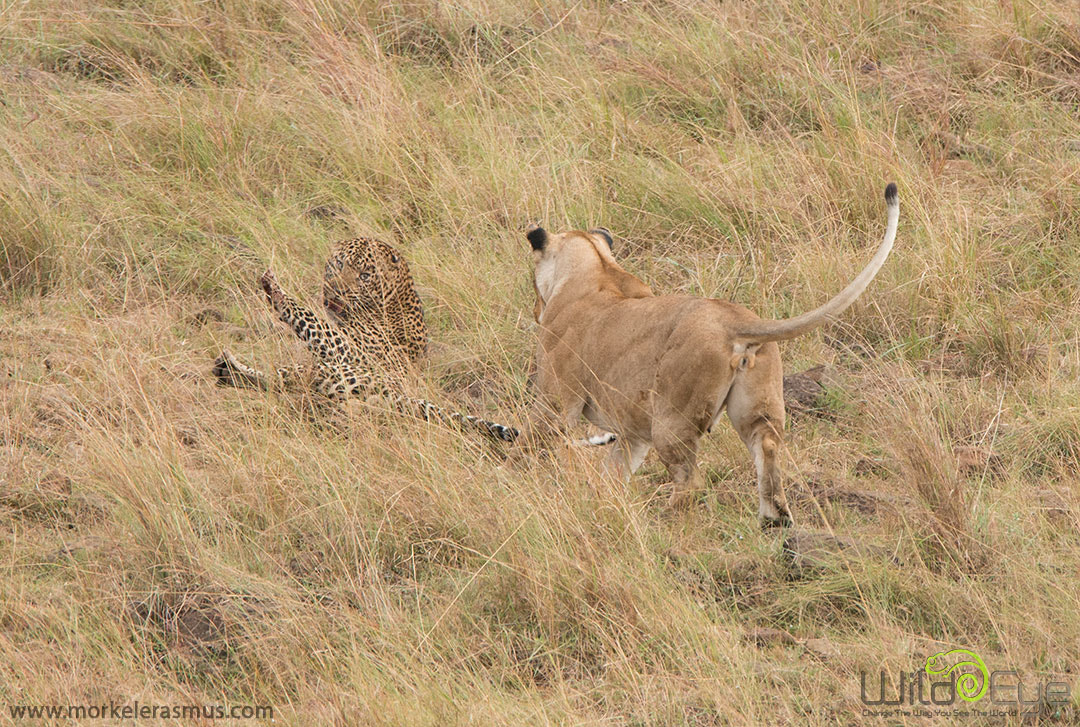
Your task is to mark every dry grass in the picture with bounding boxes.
[2,1,1079,724]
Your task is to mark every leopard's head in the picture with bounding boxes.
[322,237,412,322]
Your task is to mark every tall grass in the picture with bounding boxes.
[2,1,1079,724]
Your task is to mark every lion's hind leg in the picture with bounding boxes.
[724,342,793,528]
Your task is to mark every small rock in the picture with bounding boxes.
[782,529,890,573]
[744,627,797,647]
[853,457,891,478]
[1018,345,1074,374]
[463,377,496,402]
[1020,345,1050,365]
[595,37,632,52]
[803,637,840,660]
[918,351,967,376]
[1034,488,1072,524]
[176,606,226,645]
[287,550,328,579]
[40,471,73,497]
[954,446,1002,475]
[790,471,910,516]
[44,535,119,564]
[817,487,910,515]
[783,365,833,413]
[190,308,225,326]
[177,426,199,448]
[304,204,348,221]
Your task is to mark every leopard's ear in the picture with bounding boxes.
[527,226,547,251]
[590,228,613,250]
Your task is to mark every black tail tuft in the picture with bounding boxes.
[885,182,898,206]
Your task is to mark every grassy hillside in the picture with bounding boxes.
[2,1,1079,724]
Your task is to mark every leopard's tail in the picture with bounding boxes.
[322,369,519,442]
[383,390,617,447]
[733,183,898,345]
[213,350,269,390]
[404,393,519,442]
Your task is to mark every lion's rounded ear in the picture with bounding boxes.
[527,226,548,251]
[590,227,614,250]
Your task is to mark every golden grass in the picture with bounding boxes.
[2,1,1079,724]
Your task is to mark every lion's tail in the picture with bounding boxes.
[734,182,899,345]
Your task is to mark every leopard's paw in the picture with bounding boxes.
[212,349,240,385]
[260,269,280,303]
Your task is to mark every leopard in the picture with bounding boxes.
[212,236,518,442]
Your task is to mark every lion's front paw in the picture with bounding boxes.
[667,485,698,510]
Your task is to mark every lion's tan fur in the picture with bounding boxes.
[523,185,899,524]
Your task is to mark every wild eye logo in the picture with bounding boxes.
[860,647,1072,720]
[924,649,989,702]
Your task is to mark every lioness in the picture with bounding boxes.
[523,183,899,525]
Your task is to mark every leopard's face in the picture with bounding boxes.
[322,237,411,322]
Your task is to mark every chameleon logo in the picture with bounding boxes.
[925,649,990,702]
